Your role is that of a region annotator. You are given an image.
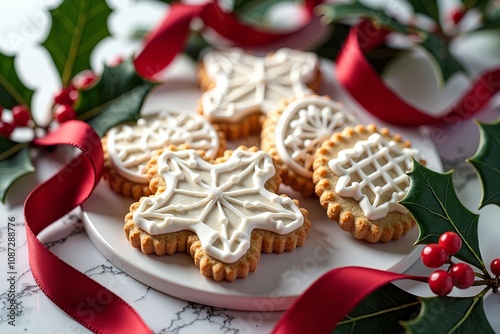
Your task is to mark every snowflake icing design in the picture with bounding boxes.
[201,48,318,122]
[275,96,357,177]
[133,149,304,263]
[107,110,220,183]
[328,133,419,220]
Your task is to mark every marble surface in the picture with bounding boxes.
[2,1,500,333]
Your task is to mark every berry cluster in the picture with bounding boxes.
[53,70,97,123]
[0,105,32,138]
[421,232,475,296]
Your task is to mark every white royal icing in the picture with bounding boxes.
[107,110,220,184]
[328,133,419,221]
[274,96,358,178]
[133,148,304,263]
[201,48,319,122]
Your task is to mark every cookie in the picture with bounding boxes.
[261,95,358,197]
[312,124,421,243]
[124,146,311,282]
[198,48,321,140]
[102,110,225,200]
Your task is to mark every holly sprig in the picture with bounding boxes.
[0,0,156,202]
[336,120,500,333]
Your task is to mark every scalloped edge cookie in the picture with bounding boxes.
[312,124,422,243]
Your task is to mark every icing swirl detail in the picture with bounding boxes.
[201,48,319,122]
[275,96,357,178]
[328,133,419,220]
[133,149,304,263]
[107,110,220,184]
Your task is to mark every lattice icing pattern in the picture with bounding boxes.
[328,133,419,220]
[201,48,319,122]
[107,110,221,184]
[133,149,304,263]
[275,96,358,178]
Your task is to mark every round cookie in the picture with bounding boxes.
[261,95,358,197]
[198,47,321,140]
[312,124,421,243]
[102,110,225,200]
[124,146,311,282]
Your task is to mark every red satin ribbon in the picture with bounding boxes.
[336,20,500,126]
[272,267,427,334]
[134,1,320,79]
[24,121,152,334]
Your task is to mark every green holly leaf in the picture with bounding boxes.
[334,283,420,333]
[42,0,112,87]
[0,138,33,203]
[401,295,494,333]
[317,2,410,33]
[419,33,465,85]
[406,0,440,22]
[75,59,157,137]
[400,160,484,271]
[0,53,35,109]
[468,120,500,208]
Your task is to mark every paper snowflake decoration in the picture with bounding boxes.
[329,133,419,220]
[133,148,304,263]
[201,48,319,122]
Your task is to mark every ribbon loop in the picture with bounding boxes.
[24,120,152,334]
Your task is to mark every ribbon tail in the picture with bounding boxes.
[24,121,152,334]
[134,3,206,80]
[271,266,427,334]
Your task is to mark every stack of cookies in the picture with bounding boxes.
[101,47,422,282]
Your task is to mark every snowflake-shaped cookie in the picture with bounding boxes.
[200,48,319,123]
[275,96,357,178]
[129,147,307,269]
[106,110,222,184]
[329,133,419,221]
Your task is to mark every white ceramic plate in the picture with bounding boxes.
[81,58,443,311]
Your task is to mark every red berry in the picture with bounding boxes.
[429,270,453,296]
[54,87,78,106]
[12,105,31,127]
[450,263,475,289]
[438,232,462,255]
[54,104,77,123]
[449,8,465,25]
[491,259,500,277]
[0,121,14,137]
[421,244,448,268]
[73,71,97,90]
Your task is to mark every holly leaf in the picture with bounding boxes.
[75,59,157,137]
[0,138,33,203]
[401,295,494,333]
[468,120,500,208]
[400,160,484,270]
[317,2,410,33]
[0,53,35,109]
[42,0,112,87]
[406,0,440,22]
[419,33,465,85]
[335,283,420,333]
